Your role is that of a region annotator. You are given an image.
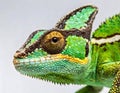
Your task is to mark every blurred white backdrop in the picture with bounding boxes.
[0,0,120,93]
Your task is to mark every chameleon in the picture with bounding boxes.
[13,5,120,93]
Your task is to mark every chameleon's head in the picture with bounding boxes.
[13,29,89,84]
[13,5,98,84]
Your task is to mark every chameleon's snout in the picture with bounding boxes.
[13,50,27,65]
[13,58,19,65]
[14,50,27,58]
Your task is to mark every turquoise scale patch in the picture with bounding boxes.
[26,31,45,48]
[27,49,47,58]
[64,6,96,30]
[62,36,87,59]
[30,31,44,44]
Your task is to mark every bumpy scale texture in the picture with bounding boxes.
[93,14,120,38]
[64,7,96,30]
[62,36,87,59]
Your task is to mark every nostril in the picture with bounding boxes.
[14,50,26,58]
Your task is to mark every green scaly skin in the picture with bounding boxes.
[13,5,120,93]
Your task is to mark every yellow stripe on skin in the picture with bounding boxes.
[51,54,88,64]
[14,54,88,65]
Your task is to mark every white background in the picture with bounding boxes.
[0,0,120,93]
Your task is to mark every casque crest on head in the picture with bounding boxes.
[14,5,98,59]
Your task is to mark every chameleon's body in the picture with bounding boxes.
[13,5,120,93]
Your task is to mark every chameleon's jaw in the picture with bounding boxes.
[13,54,62,65]
[13,50,88,84]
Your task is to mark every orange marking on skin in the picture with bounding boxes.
[51,54,88,64]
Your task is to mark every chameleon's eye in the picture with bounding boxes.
[41,31,66,54]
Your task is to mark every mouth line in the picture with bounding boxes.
[13,55,59,65]
[13,54,88,65]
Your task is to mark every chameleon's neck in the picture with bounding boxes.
[62,35,99,85]
[68,41,98,85]
[74,42,101,86]
[77,43,98,85]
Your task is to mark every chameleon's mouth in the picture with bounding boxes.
[13,52,88,85]
[13,53,88,65]
[13,54,61,65]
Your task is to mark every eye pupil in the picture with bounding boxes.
[51,37,58,43]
